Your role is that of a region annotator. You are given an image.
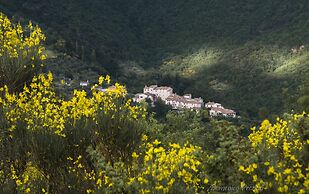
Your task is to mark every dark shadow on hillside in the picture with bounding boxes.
[2,0,309,72]
[2,0,308,119]
[153,43,308,119]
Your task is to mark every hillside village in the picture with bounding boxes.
[2,3,308,193]
[133,85,237,118]
[73,80,238,118]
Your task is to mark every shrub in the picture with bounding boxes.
[0,73,146,193]
[239,113,309,193]
[0,13,46,92]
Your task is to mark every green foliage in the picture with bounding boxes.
[95,99,146,164]
[297,96,309,112]
[0,77,308,193]
[1,3,309,193]
[147,99,172,120]
[240,113,308,193]
[205,120,252,188]
[2,0,308,119]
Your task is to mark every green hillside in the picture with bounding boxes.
[1,0,308,118]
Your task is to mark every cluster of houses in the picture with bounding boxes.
[205,102,236,118]
[291,45,305,54]
[133,85,237,118]
[76,81,237,118]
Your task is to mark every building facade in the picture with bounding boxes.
[205,102,223,109]
[165,94,204,110]
[144,85,173,100]
[80,80,89,87]
[132,93,156,103]
[209,107,236,118]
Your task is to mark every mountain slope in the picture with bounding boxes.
[1,0,308,118]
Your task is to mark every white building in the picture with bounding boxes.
[143,85,157,93]
[144,85,173,100]
[183,94,192,99]
[205,102,223,109]
[80,80,89,87]
[140,84,238,117]
[165,94,204,110]
[165,94,184,109]
[209,107,236,118]
[132,93,155,103]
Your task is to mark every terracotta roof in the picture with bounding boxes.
[166,94,183,101]
[166,94,203,105]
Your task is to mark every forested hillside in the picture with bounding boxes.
[0,3,308,193]
[1,0,308,118]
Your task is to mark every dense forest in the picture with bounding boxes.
[1,0,308,119]
[0,1,308,193]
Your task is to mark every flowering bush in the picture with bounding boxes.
[0,72,146,193]
[128,139,210,193]
[239,113,309,193]
[0,13,46,91]
[0,12,308,194]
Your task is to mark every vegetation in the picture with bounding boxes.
[240,114,309,193]
[1,73,308,193]
[1,0,308,119]
[0,6,308,194]
[0,13,45,92]
[0,70,308,193]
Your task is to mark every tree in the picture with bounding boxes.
[258,106,269,119]
[149,99,171,120]
[297,95,309,112]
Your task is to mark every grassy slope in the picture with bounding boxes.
[1,0,308,118]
